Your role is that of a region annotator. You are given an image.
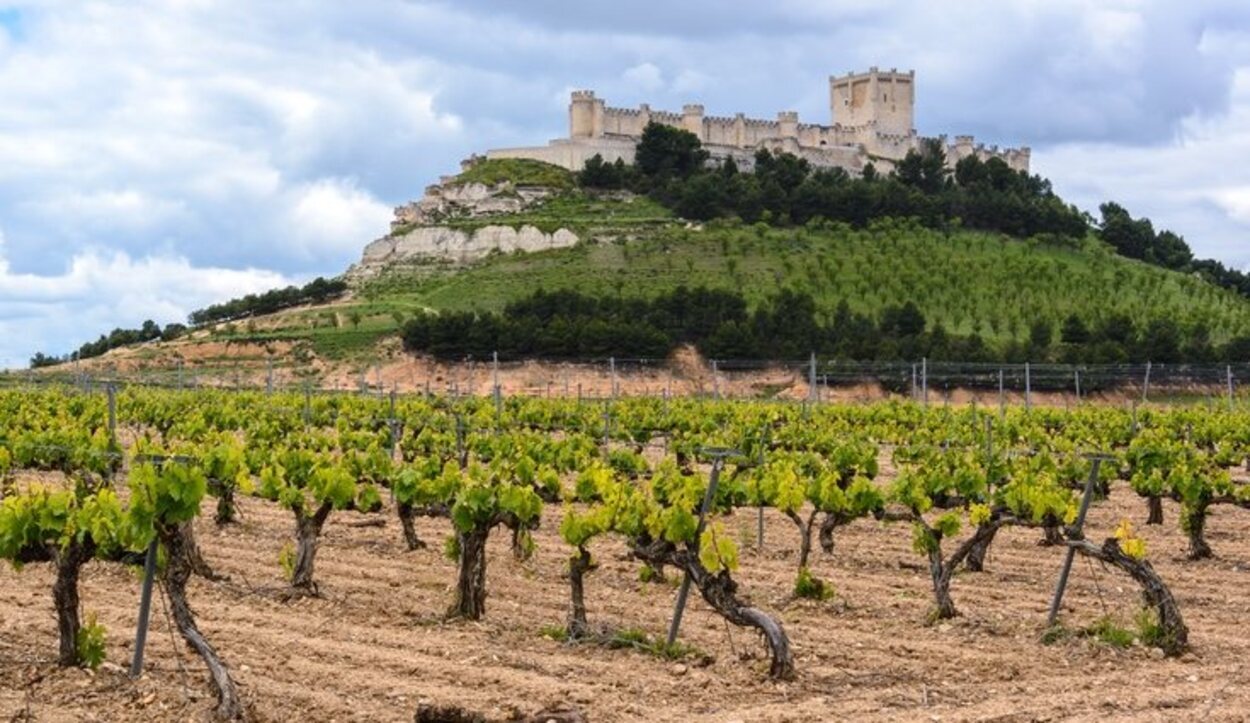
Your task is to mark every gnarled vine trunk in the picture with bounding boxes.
[511,524,533,562]
[927,545,958,620]
[965,524,998,572]
[290,502,334,595]
[566,546,593,640]
[784,509,818,572]
[396,502,426,551]
[926,517,1011,621]
[1183,503,1213,560]
[181,520,224,581]
[449,528,489,620]
[817,513,848,554]
[212,481,236,525]
[157,521,245,720]
[633,539,794,680]
[1067,536,1188,655]
[1146,496,1164,525]
[52,540,94,666]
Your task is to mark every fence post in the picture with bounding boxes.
[921,357,928,408]
[1025,362,1032,412]
[303,384,312,426]
[609,356,617,399]
[998,368,1005,417]
[712,359,720,400]
[911,363,917,401]
[1074,368,1081,403]
[493,351,502,419]
[106,384,117,444]
[1142,361,1152,403]
[808,353,817,403]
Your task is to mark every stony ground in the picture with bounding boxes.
[3,470,1250,722]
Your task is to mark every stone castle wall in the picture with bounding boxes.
[490,68,1030,176]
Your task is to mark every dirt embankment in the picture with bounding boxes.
[43,340,1227,407]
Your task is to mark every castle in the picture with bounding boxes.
[486,68,1030,175]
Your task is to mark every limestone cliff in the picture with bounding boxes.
[347,174,578,281]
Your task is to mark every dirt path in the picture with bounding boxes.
[3,477,1250,721]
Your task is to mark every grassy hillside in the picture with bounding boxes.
[59,155,1237,366]
[199,189,1250,360]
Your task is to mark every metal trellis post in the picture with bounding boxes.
[667,449,735,646]
[1047,455,1110,627]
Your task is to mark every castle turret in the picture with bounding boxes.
[777,111,798,140]
[569,90,604,139]
[682,103,705,140]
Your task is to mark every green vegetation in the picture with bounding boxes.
[456,158,574,190]
[196,214,1250,363]
[793,566,835,601]
[385,219,1250,358]
[439,192,671,234]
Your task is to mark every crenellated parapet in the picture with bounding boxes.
[489,70,1030,176]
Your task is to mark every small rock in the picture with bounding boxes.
[1187,674,1199,683]
[1149,648,1167,660]
[670,663,688,676]
[937,623,952,633]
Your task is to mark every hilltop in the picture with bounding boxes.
[28,133,1250,390]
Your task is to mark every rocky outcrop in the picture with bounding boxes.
[349,225,579,279]
[392,181,553,229]
[347,169,578,281]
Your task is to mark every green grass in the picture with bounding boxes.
[354,217,1250,345]
[203,210,1250,361]
[456,158,574,190]
[440,192,672,234]
[794,566,835,600]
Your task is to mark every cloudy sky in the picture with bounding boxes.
[1,1,1249,367]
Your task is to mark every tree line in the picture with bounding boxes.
[580,123,1088,240]
[29,276,347,368]
[401,286,1250,364]
[581,122,1250,304]
[187,276,346,326]
[30,321,188,368]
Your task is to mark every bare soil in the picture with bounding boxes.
[4,467,1250,722]
[50,341,1210,410]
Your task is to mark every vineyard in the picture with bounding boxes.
[4,386,1250,720]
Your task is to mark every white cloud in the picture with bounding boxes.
[0,228,295,368]
[1211,187,1250,225]
[285,178,394,258]
[622,62,664,92]
[1035,64,1250,269]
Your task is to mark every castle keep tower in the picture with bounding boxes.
[830,67,915,135]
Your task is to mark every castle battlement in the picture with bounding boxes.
[490,70,1030,176]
